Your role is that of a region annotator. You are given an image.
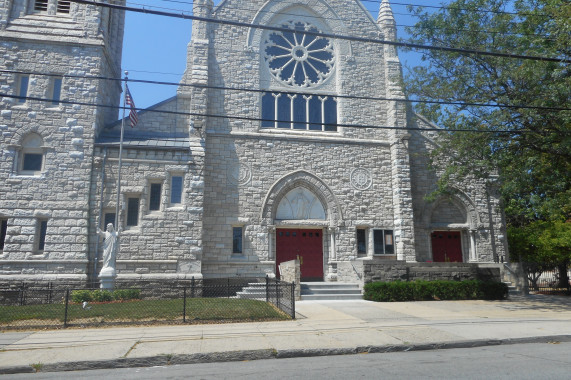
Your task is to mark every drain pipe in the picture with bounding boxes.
[92,146,107,285]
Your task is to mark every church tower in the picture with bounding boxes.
[0,1,125,283]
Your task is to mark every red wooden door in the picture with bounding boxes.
[431,231,463,262]
[276,228,323,281]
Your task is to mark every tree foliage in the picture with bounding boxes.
[404,0,570,226]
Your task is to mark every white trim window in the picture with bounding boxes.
[19,133,45,176]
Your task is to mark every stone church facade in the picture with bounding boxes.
[0,0,508,285]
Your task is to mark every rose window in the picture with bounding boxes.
[264,21,335,88]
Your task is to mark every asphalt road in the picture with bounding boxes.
[10,341,571,380]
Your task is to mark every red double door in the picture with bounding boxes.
[431,231,463,262]
[276,228,323,281]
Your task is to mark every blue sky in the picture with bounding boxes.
[120,0,427,109]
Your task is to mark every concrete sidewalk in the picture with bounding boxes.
[1,294,571,374]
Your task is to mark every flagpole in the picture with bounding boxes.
[115,71,127,240]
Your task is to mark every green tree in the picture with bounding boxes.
[404,0,570,226]
[404,0,570,276]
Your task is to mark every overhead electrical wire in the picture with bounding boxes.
[2,69,569,112]
[0,93,538,135]
[134,0,555,39]
[70,0,568,63]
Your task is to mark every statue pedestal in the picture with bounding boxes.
[99,267,117,290]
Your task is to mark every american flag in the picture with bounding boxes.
[125,84,138,128]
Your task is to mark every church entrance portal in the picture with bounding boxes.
[276,228,323,281]
[431,231,463,262]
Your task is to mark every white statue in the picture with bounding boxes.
[97,222,118,272]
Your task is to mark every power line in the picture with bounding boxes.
[131,0,556,41]
[71,0,568,63]
[0,92,532,134]
[3,69,569,112]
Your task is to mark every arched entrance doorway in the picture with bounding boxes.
[274,187,326,281]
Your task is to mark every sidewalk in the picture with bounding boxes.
[1,294,571,374]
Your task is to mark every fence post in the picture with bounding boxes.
[291,281,295,319]
[64,289,70,328]
[191,276,195,298]
[19,282,25,306]
[276,278,280,308]
[183,287,187,323]
[227,278,230,298]
[265,275,269,303]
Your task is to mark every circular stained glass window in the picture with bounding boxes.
[263,21,335,88]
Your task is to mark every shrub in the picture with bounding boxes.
[363,280,508,302]
[92,290,113,302]
[112,289,141,301]
[71,290,93,303]
[70,288,141,303]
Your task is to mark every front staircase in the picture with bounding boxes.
[301,282,362,301]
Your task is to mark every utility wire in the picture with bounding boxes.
[130,0,555,39]
[0,93,534,134]
[71,0,568,63]
[3,69,569,111]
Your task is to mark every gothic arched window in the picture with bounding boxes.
[262,20,337,132]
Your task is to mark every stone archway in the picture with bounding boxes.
[261,170,343,280]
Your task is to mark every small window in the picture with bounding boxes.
[51,77,62,106]
[18,75,29,103]
[0,219,7,251]
[149,183,161,211]
[37,219,48,252]
[19,133,44,175]
[126,197,140,226]
[232,226,243,254]
[170,176,183,204]
[34,0,48,12]
[103,212,116,229]
[56,0,71,13]
[357,228,366,255]
[374,229,395,255]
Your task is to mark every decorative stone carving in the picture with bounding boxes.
[263,21,335,88]
[350,168,372,190]
[227,163,252,185]
[276,187,326,220]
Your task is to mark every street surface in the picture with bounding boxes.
[9,341,571,380]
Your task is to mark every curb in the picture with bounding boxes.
[2,335,570,375]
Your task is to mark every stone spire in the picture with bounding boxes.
[377,0,397,43]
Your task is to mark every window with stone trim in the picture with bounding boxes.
[0,219,7,251]
[170,175,183,205]
[126,197,140,226]
[18,75,29,103]
[149,183,162,211]
[232,226,243,254]
[261,92,337,131]
[19,133,45,175]
[373,229,394,255]
[103,212,116,230]
[261,20,338,132]
[50,77,62,106]
[33,0,71,14]
[356,228,367,255]
[36,219,48,253]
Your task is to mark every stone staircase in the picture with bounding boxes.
[235,282,266,300]
[504,281,522,296]
[301,282,362,301]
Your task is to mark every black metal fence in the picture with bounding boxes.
[525,265,571,295]
[0,277,295,330]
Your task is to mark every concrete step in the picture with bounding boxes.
[300,282,362,301]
